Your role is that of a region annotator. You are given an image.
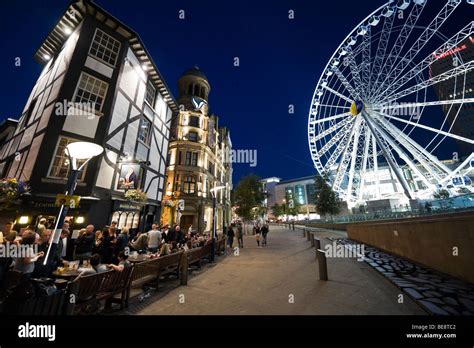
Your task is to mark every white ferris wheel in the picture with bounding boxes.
[308,0,474,207]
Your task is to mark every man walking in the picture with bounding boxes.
[261,224,269,247]
[227,225,235,250]
[237,223,244,248]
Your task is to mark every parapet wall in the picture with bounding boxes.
[346,212,474,283]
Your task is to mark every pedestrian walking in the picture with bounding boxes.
[227,225,235,249]
[255,225,261,247]
[237,223,244,248]
[261,224,269,247]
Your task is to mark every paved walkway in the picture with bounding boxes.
[137,226,425,315]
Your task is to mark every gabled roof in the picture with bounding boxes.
[34,0,178,113]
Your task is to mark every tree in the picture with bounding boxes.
[314,174,341,220]
[233,174,265,221]
[433,189,450,200]
[271,204,285,219]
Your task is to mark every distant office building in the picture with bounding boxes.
[430,36,474,157]
[0,0,177,231]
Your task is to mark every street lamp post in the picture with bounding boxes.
[43,142,103,270]
[210,185,226,262]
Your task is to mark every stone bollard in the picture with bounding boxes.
[314,238,321,255]
[307,229,311,241]
[316,249,328,281]
[292,222,295,230]
[310,233,315,247]
[303,228,306,237]
[180,252,189,286]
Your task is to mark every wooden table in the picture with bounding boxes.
[128,254,152,263]
[52,269,81,280]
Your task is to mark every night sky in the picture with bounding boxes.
[0,0,464,185]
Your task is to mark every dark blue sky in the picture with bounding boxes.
[0,0,423,184]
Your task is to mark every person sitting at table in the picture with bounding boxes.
[92,230,102,254]
[159,242,170,256]
[170,241,179,253]
[115,227,129,255]
[76,254,107,276]
[98,229,113,264]
[108,251,130,272]
[129,232,148,253]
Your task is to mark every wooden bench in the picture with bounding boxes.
[186,243,212,269]
[69,266,134,314]
[128,251,184,301]
[157,251,183,280]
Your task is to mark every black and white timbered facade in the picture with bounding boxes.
[0,0,178,231]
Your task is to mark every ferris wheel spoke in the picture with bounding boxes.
[369,1,426,100]
[384,61,474,103]
[344,46,365,97]
[426,74,467,153]
[373,1,461,101]
[372,111,451,182]
[322,85,353,104]
[370,8,396,91]
[377,21,474,103]
[310,112,352,125]
[358,128,372,202]
[361,25,372,97]
[312,117,354,142]
[331,120,360,192]
[332,67,361,100]
[322,128,354,173]
[375,97,474,112]
[363,112,419,199]
[373,117,443,187]
[371,133,381,200]
[316,119,355,158]
[378,111,474,145]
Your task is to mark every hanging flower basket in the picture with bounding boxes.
[124,189,147,205]
[0,178,30,210]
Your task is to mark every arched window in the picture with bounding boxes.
[188,84,193,95]
[193,84,200,96]
[183,176,196,194]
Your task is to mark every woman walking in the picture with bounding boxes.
[255,224,261,247]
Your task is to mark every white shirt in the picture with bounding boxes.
[61,237,67,258]
[147,229,162,248]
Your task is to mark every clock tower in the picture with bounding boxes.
[177,66,211,115]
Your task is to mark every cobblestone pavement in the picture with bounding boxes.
[136,226,424,315]
[333,238,474,316]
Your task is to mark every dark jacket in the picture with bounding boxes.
[115,233,129,254]
[227,228,235,238]
[166,229,177,243]
[75,233,94,255]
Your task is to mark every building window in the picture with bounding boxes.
[49,137,88,181]
[178,151,182,165]
[183,176,196,194]
[208,161,215,176]
[73,72,108,113]
[138,117,152,146]
[89,28,121,67]
[145,80,156,107]
[19,98,37,129]
[185,152,198,166]
[188,131,198,142]
[189,115,200,128]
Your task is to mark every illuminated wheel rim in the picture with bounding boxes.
[308,0,474,206]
